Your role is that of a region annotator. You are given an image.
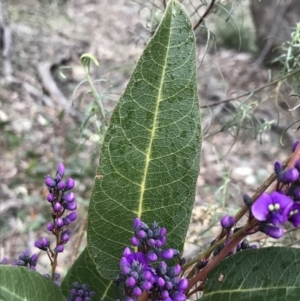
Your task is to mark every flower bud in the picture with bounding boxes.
[134,217,142,229]
[55,245,64,253]
[67,212,77,222]
[161,291,169,300]
[63,217,70,225]
[280,168,299,183]
[131,236,139,246]
[45,176,56,188]
[133,287,142,296]
[173,292,186,301]
[142,281,152,290]
[123,247,132,257]
[125,276,136,287]
[160,227,167,236]
[61,233,70,243]
[47,222,54,231]
[65,201,77,211]
[57,163,65,177]
[57,181,65,190]
[56,218,64,228]
[220,215,236,229]
[65,178,75,190]
[1,257,8,265]
[47,193,55,202]
[157,277,165,287]
[64,192,75,203]
[137,230,146,238]
[161,248,175,260]
[177,278,188,291]
[53,202,62,212]
[274,161,283,174]
[147,251,157,262]
[41,238,50,248]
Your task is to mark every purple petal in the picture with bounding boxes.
[288,203,300,227]
[251,192,272,221]
[263,225,284,239]
[270,191,293,209]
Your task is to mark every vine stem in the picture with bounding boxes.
[51,228,60,281]
[200,69,300,109]
[193,0,216,31]
[184,148,300,294]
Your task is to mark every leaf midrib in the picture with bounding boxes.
[137,1,174,218]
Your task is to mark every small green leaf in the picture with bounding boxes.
[87,0,201,279]
[61,249,117,301]
[201,247,300,301]
[0,266,65,301]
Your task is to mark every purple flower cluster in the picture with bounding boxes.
[67,282,95,301]
[35,163,76,254]
[251,144,300,239]
[0,250,38,270]
[116,218,187,301]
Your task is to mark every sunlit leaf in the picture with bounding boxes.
[201,247,300,301]
[87,0,201,279]
[0,266,65,301]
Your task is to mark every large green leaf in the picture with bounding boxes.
[201,247,300,301]
[0,266,65,301]
[87,0,201,279]
[61,248,118,301]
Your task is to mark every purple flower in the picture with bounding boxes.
[259,224,284,239]
[251,192,293,225]
[287,202,300,227]
[220,215,236,229]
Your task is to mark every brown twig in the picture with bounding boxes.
[193,0,216,31]
[184,152,295,294]
[200,68,300,109]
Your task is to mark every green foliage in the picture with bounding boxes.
[201,247,300,301]
[61,249,117,301]
[0,266,65,301]
[87,0,201,279]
